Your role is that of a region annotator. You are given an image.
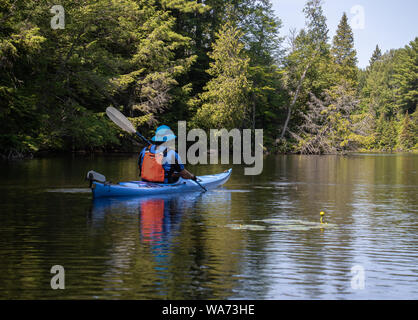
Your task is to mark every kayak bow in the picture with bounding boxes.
[90,169,232,198]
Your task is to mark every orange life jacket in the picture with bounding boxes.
[141,145,167,183]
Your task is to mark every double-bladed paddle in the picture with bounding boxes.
[105,107,206,192]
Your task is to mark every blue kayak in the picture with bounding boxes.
[91,169,232,198]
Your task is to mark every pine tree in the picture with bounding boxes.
[331,12,358,87]
[193,23,251,129]
[392,37,418,114]
[369,45,382,67]
[398,112,415,150]
[303,0,329,52]
[376,114,397,151]
[243,0,285,136]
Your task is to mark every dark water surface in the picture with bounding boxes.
[0,154,417,299]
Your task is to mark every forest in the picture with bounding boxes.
[1,0,417,159]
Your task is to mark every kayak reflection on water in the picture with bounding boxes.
[89,190,232,278]
[140,198,166,243]
[90,193,205,251]
[138,194,196,244]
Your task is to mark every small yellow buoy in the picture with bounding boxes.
[320,211,327,225]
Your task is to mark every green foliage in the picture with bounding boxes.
[0,0,201,157]
[303,0,329,53]
[360,51,398,117]
[0,0,416,158]
[193,23,251,129]
[0,0,46,158]
[244,1,286,135]
[375,114,398,151]
[61,109,120,151]
[369,45,382,67]
[359,38,417,152]
[279,0,332,141]
[331,12,358,87]
[392,38,418,114]
[397,112,416,151]
[293,84,365,154]
[413,109,418,151]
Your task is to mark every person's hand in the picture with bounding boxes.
[191,175,197,181]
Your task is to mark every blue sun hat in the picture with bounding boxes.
[151,125,176,142]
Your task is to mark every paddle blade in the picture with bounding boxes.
[86,170,106,183]
[106,107,136,134]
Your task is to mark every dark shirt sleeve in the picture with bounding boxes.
[173,151,185,172]
[138,147,146,176]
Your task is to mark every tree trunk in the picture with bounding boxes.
[280,60,312,139]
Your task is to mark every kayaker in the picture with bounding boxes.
[138,125,197,184]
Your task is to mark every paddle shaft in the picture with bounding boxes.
[136,132,152,145]
[193,178,207,192]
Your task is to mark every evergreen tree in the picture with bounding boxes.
[369,45,382,67]
[381,119,398,151]
[374,113,397,151]
[359,39,417,152]
[331,12,358,87]
[111,0,197,125]
[398,112,416,150]
[303,0,329,52]
[243,1,285,139]
[240,0,284,65]
[392,37,418,114]
[193,23,251,129]
[360,50,399,117]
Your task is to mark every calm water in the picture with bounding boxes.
[0,153,417,299]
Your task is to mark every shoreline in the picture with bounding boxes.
[2,148,417,161]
